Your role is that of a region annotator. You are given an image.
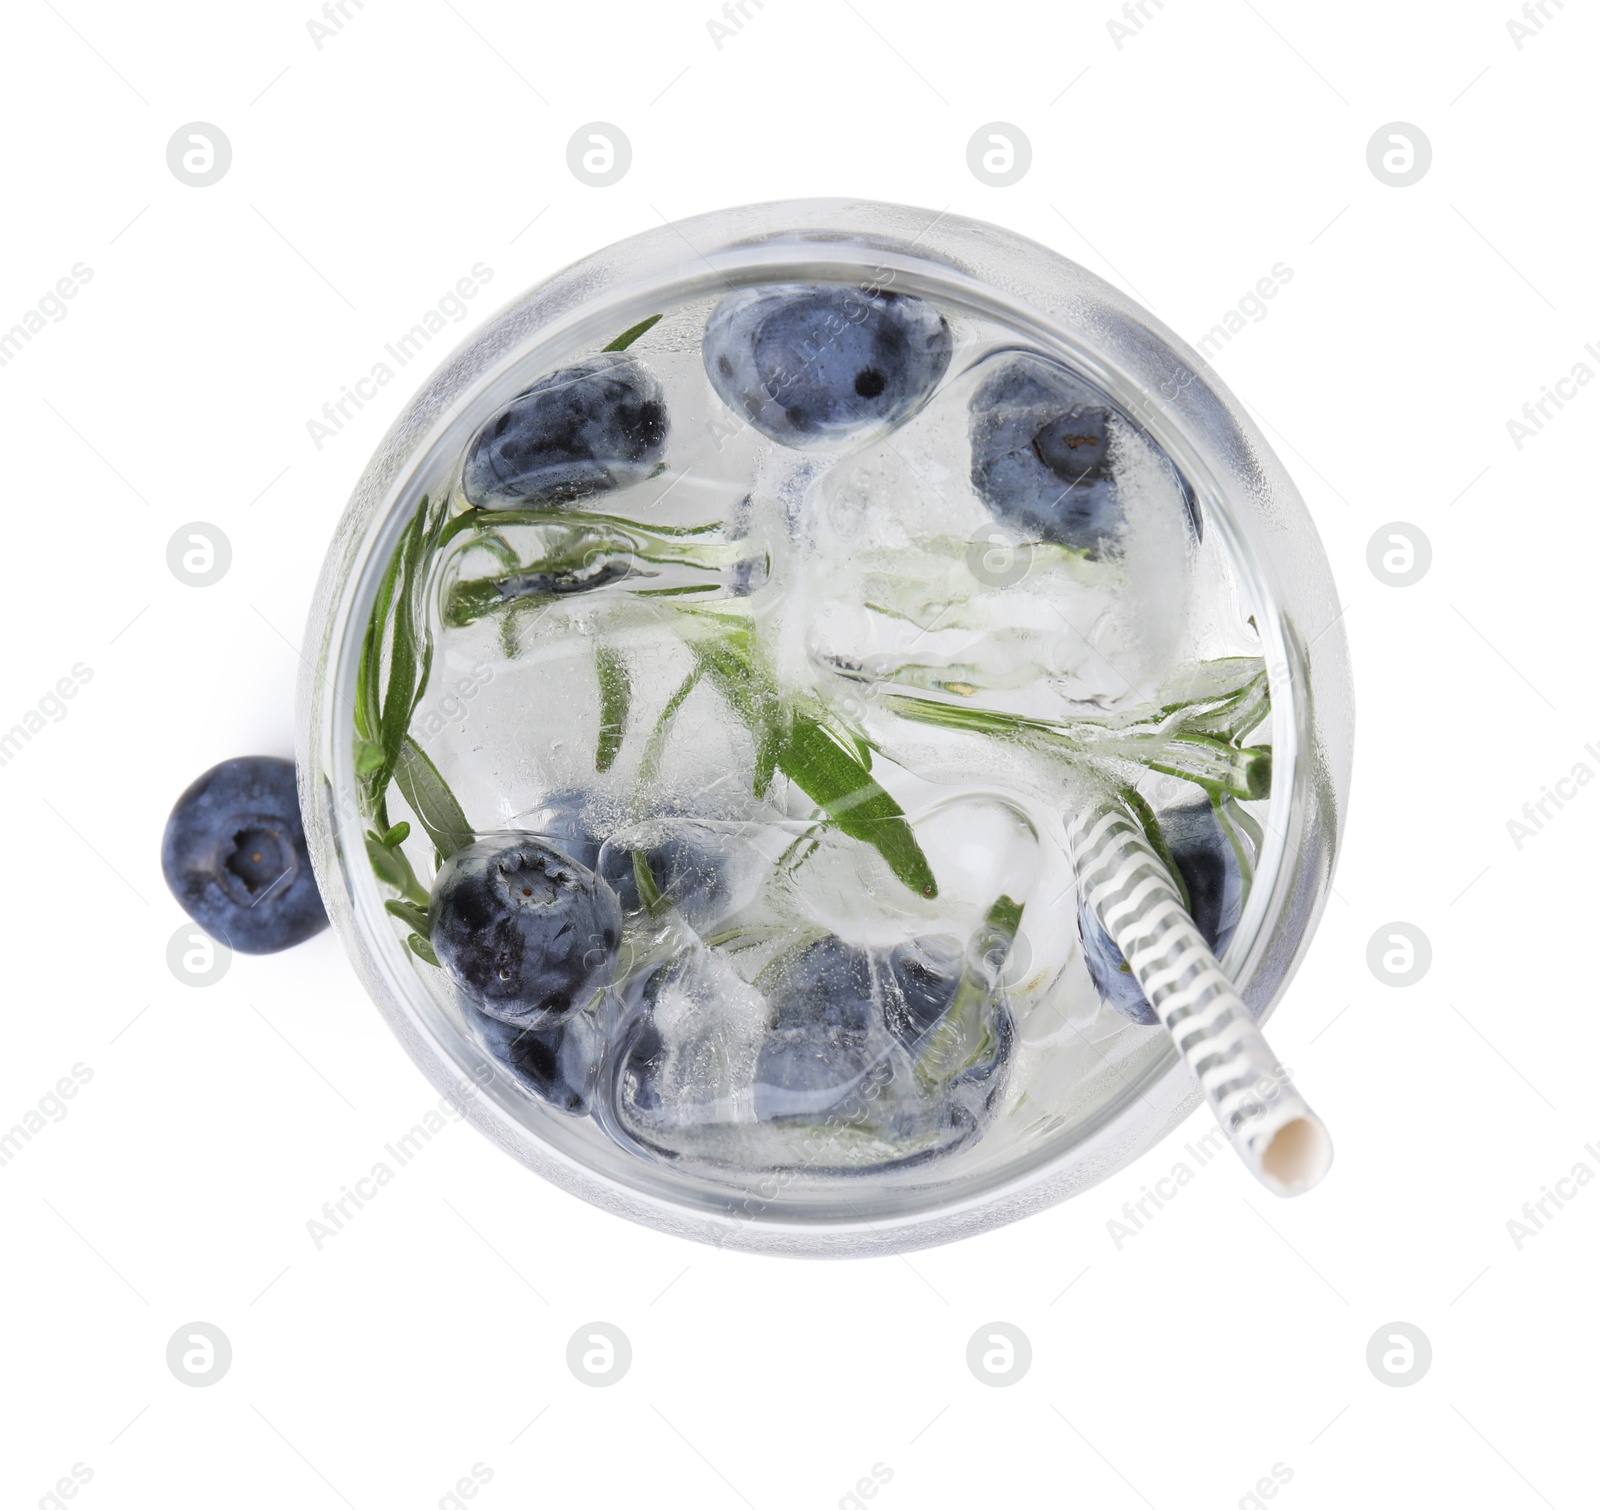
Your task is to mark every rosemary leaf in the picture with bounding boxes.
[393,736,475,859]
[775,710,937,900]
[601,313,663,352]
[384,898,430,934]
[365,830,427,907]
[595,641,630,772]
[406,932,440,967]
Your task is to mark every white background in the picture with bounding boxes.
[1,1,1594,1507]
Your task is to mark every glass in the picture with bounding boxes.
[297,199,1353,1255]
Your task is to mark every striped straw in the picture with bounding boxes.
[1066,801,1333,1196]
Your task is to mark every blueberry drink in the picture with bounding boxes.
[348,274,1273,1192]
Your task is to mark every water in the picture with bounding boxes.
[375,283,1270,1186]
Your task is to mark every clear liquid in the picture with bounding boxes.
[386,288,1270,1185]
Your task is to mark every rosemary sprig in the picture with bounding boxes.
[671,605,940,899]
[879,660,1272,800]
[353,312,668,956]
[440,518,759,629]
[354,492,473,958]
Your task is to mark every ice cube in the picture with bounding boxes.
[794,345,1197,722]
[608,919,1013,1174]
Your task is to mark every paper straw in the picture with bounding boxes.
[1066,801,1333,1196]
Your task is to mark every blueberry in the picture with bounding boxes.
[528,793,603,866]
[161,756,328,954]
[752,938,882,1120]
[703,283,952,449]
[461,352,668,509]
[470,1006,601,1116]
[751,934,983,1122]
[492,557,636,604]
[429,835,623,1029]
[970,353,1123,555]
[1079,801,1245,1025]
[633,831,733,925]
[535,790,734,928]
[726,493,762,598]
[881,936,965,1049]
[612,1003,675,1126]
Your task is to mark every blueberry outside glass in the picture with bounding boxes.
[297,199,1353,1256]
